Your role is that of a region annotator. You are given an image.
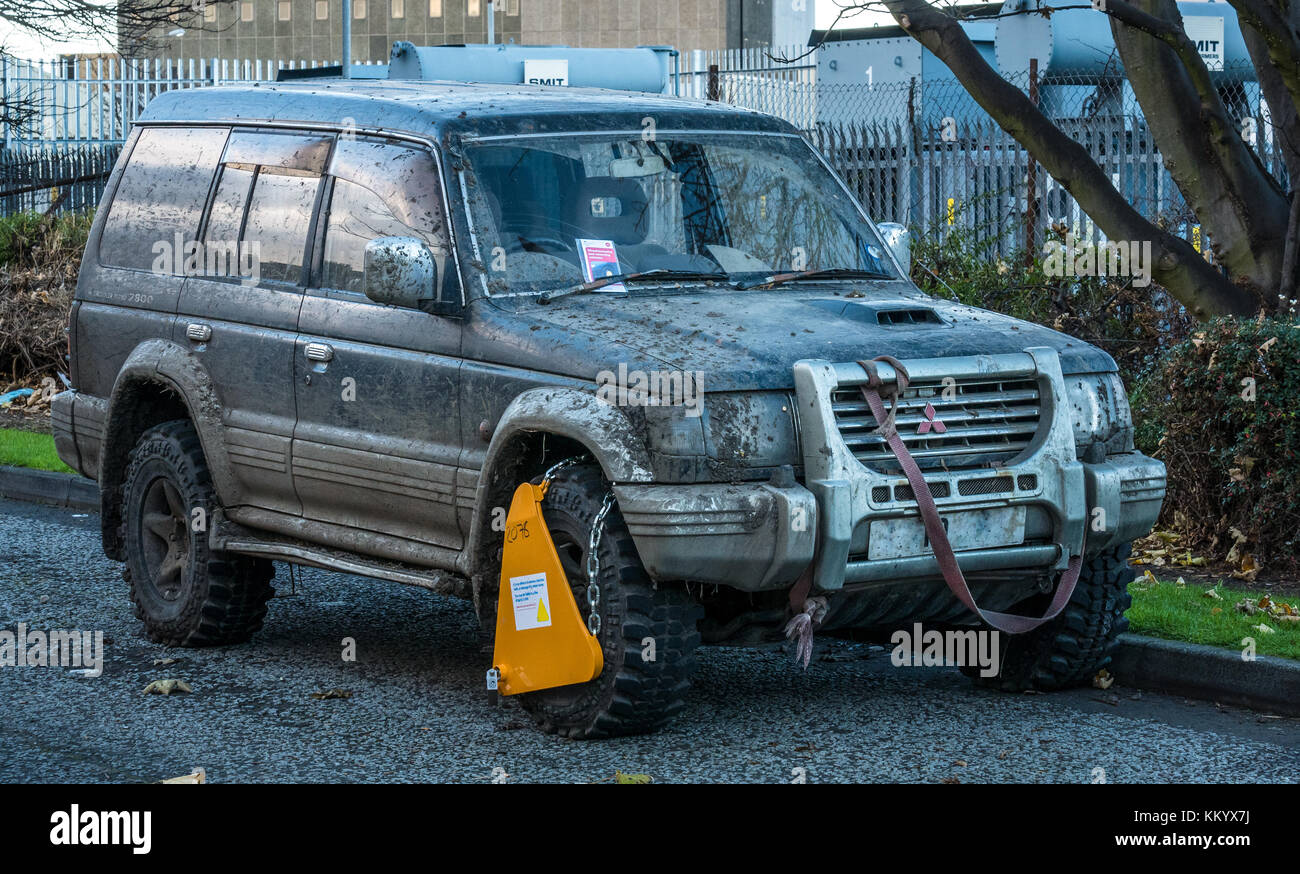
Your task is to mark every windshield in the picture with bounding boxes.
[460,132,898,295]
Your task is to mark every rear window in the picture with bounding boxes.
[100,126,228,272]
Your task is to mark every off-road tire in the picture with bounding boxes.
[511,465,703,739]
[965,543,1134,691]
[121,419,274,646]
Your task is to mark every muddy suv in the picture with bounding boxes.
[53,79,1165,738]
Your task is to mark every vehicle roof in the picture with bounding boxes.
[139,79,796,141]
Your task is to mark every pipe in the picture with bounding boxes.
[342,0,352,77]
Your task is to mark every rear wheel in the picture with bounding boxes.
[121,419,274,647]
[512,465,703,739]
[965,543,1134,691]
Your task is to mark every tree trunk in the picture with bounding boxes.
[881,0,1264,317]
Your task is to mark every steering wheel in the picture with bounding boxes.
[518,235,575,254]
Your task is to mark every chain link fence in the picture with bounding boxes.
[700,58,1281,260]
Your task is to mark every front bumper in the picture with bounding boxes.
[793,348,1165,592]
[617,348,1165,594]
[613,479,817,591]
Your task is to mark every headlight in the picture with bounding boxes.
[643,391,799,482]
[1063,372,1134,461]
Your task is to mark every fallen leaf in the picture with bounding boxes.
[158,767,206,784]
[310,688,352,700]
[614,771,652,784]
[142,679,191,696]
[1092,669,1114,690]
[1251,623,1275,635]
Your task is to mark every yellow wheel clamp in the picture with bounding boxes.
[491,480,604,695]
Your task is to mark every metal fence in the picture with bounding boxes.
[687,54,1282,258]
[0,46,1285,262]
[0,55,364,213]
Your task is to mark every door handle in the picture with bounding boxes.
[186,323,212,342]
[305,342,334,362]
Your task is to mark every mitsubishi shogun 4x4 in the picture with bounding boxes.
[53,78,1165,738]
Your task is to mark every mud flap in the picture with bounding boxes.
[491,481,604,695]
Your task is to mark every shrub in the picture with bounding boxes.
[1134,317,1300,574]
[908,217,1195,388]
[0,210,92,380]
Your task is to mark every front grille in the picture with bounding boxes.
[957,475,1015,496]
[831,375,1042,472]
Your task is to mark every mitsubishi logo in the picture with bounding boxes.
[917,402,947,435]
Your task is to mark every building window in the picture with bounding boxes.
[203,3,216,22]
[278,0,291,20]
[429,0,441,17]
[240,1,253,22]
[468,0,479,16]
[391,0,405,18]
[507,0,519,15]
[316,0,328,18]
[354,0,367,17]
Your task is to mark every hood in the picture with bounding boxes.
[465,282,1117,391]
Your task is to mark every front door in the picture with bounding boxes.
[292,137,464,550]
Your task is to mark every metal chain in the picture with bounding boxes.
[537,455,608,637]
[585,492,616,636]
[540,455,585,487]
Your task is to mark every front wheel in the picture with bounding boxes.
[965,543,1135,691]
[510,465,703,739]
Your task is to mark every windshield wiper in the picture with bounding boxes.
[736,268,894,290]
[537,269,731,304]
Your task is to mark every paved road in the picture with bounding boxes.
[1,497,1295,784]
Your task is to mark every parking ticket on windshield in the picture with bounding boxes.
[577,239,625,291]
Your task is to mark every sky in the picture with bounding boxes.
[0,0,899,61]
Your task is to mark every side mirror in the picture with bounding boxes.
[876,222,911,275]
[363,236,460,315]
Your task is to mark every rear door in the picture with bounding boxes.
[292,137,464,549]
[177,130,332,515]
[79,125,229,402]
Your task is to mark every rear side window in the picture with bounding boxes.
[200,131,330,285]
[242,170,321,284]
[100,126,228,272]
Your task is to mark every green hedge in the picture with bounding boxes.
[1134,317,1300,574]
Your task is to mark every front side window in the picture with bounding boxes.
[461,131,896,295]
[100,126,228,273]
[320,140,448,295]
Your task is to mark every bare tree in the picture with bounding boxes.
[814,1,1291,317]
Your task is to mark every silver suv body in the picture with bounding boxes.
[52,79,1165,736]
